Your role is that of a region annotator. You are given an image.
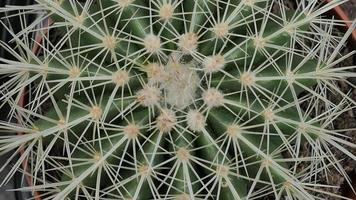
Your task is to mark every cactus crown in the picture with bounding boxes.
[0,0,356,199]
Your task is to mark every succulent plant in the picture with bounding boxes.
[0,0,356,199]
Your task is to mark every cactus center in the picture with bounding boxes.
[90,106,102,120]
[216,165,230,177]
[164,60,199,108]
[123,124,140,139]
[186,110,206,132]
[213,22,229,38]
[203,54,226,73]
[145,63,166,83]
[203,88,224,108]
[137,86,161,107]
[102,35,117,51]
[156,109,176,133]
[178,32,198,53]
[144,34,161,53]
[176,148,190,161]
[112,70,130,86]
[159,4,174,20]
[143,56,200,108]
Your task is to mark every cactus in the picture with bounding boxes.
[0,0,356,199]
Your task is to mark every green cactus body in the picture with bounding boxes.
[0,0,356,199]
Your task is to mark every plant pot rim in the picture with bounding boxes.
[15,2,356,200]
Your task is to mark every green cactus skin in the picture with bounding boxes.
[0,0,356,199]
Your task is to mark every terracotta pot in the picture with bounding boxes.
[16,2,355,200]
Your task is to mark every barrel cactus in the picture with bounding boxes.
[0,0,356,199]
